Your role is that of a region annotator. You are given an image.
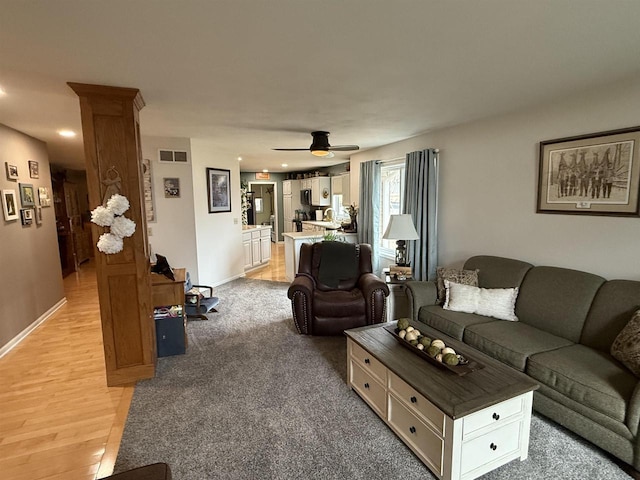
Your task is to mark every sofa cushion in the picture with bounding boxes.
[443,281,519,321]
[528,344,635,424]
[435,267,478,304]
[611,309,640,377]
[581,279,640,352]
[463,255,532,289]
[463,321,573,371]
[314,288,365,318]
[515,266,605,342]
[417,305,496,340]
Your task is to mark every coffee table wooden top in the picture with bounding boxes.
[345,323,539,419]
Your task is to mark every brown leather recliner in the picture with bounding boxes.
[287,242,389,335]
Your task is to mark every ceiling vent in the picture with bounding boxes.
[158,149,189,163]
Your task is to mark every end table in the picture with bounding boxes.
[383,268,410,322]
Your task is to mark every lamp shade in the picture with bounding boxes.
[382,214,419,240]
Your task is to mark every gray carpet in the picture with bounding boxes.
[115,278,631,479]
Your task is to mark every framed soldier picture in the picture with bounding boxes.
[537,126,640,217]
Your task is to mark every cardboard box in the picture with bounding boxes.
[389,265,412,278]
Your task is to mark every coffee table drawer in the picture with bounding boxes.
[460,419,521,475]
[351,361,386,417]
[388,394,444,475]
[463,396,524,437]
[388,371,445,435]
[350,341,386,383]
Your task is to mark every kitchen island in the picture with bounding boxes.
[283,231,358,282]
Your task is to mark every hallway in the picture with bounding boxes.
[0,261,131,480]
[0,245,288,479]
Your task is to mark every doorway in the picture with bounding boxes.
[248,181,278,242]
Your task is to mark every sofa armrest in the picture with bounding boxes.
[405,280,438,322]
[358,273,390,325]
[627,380,640,437]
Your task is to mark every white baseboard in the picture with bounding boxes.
[0,297,67,360]
[213,272,246,287]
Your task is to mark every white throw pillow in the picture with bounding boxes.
[443,280,519,321]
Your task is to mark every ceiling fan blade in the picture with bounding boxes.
[272,148,310,151]
[328,145,360,151]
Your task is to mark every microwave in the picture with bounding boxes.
[300,189,311,206]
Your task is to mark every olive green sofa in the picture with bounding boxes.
[405,255,640,472]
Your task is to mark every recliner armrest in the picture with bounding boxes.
[358,273,389,299]
[287,273,316,299]
[405,280,438,322]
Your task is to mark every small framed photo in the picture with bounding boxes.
[2,189,19,221]
[163,177,180,198]
[21,208,33,226]
[19,183,36,207]
[35,206,43,225]
[28,160,39,179]
[206,168,231,213]
[537,126,640,217]
[5,162,19,180]
[38,186,51,207]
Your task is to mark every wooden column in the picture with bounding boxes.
[68,83,155,386]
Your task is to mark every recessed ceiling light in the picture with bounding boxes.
[262,169,269,173]
[0,86,6,96]
[237,156,243,161]
[58,130,76,138]
[281,163,288,167]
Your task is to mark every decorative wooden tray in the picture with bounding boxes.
[383,323,483,376]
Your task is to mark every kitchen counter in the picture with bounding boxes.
[283,231,358,281]
[301,220,343,230]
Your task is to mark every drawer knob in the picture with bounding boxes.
[409,426,416,434]
[364,382,370,389]
[492,412,500,421]
[410,396,417,403]
[364,358,370,364]
[490,443,498,451]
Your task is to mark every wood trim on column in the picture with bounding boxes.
[68,82,155,386]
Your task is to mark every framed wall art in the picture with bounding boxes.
[38,186,51,207]
[28,160,39,179]
[142,158,155,222]
[163,177,180,198]
[206,168,231,213]
[21,208,33,226]
[35,206,43,225]
[19,183,36,207]
[5,162,18,180]
[537,126,640,217]
[2,189,19,221]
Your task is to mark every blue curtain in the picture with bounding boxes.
[358,160,381,274]
[403,149,439,281]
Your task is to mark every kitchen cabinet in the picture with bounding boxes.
[311,177,331,206]
[283,179,302,233]
[243,226,272,270]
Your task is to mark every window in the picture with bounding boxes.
[379,160,406,258]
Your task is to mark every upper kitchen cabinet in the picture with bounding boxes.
[311,177,331,206]
[331,173,350,206]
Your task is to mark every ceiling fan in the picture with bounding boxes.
[273,131,359,157]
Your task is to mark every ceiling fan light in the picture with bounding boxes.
[311,149,330,157]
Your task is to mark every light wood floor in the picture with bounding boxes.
[0,243,287,480]
[244,242,286,282]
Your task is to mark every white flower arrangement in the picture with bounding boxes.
[90,194,136,254]
[107,194,130,216]
[110,216,136,238]
[90,206,114,227]
[96,233,124,254]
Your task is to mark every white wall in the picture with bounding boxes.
[190,139,244,286]
[351,76,640,280]
[141,136,199,281]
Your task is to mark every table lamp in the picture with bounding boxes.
[382,214,419,267]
